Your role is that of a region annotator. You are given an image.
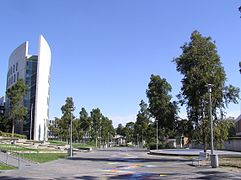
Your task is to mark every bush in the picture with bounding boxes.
[148,142,172,150]
[0,131,27,139]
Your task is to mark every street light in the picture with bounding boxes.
[206,84,218,168]
[69,112,73,157]
[156,119,158,150]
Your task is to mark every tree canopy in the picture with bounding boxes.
[174,31,239,149]
[6,79,27,136]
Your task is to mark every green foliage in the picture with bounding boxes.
[100,116,115,144]
[116,123,124,136]
[0,163,16,170]
[148,142,172,150]
[6,79,27,136]
[146,74,177,137]
[214,118,236,148]
[174,31,239,150]
[122,122,135,143]
[18,153,67,163]
[0,131,27,139]
[134,100,151,144]
[90,108,102,147]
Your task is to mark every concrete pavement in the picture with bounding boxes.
[0,147,241,179]
[0,151,37,169]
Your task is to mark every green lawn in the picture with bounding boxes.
[0,163,16,170]
[49,140,67,146]
[19,153,67,163]
[0,144,37,152]
[49,140,94,149]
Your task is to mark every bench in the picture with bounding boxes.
[192,152,209,166]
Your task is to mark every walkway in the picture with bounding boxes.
[150,149,241,157]
[0,151,36,169]
[0,147,241,179]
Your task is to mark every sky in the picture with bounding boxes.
[0,1,241,127]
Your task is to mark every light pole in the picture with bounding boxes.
[206,84,218,168]
[69,112,73,157]
[156,119,158,150]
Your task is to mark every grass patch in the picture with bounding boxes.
[72,143,93,149]
[0,144,37,152]
[219,157,241,168]
[18,153,67,163]
[49,140,67,146]
[0,163,16,170]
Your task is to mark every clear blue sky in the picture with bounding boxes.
[0,1,240,127]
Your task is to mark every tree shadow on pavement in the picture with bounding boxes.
[194,170,241,180]
[68,156,189,163]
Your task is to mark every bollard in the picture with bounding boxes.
[210,154,219,168]
[18,153,20,169]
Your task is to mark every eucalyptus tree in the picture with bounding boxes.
[100,116,115,146]
[116,123,124,136]
[90,108,102,147]
[146,75,177,140]
[79,107,91,143]
[60,97,75,142]
[123,122,135,144]
[134,100,150,145]
[6,79,27,137]
[174,31,239,150]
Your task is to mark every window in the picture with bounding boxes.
[17,72,19,80]
[16,62,18,71]
[14,74,16,82]
[13,65,15,73]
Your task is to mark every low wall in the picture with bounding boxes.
[224,137,241,152]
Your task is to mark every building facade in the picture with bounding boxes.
[236,114,241,136]
[5,35,51,141]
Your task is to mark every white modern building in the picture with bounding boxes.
[6,35,51,141]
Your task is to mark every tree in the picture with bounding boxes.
[60,97,75,142]
[79,107,91,143]
[134,100,150,145]
[214,118,236,149]
[116,123,124,136]
[174,31,239,150]
[100,116,115,147]
[6,79,27,137]
[90,108,102,147]
[146,74,177,140]
[122,122,135,144]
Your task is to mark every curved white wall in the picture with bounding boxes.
[7,42,28,88]
[34,35,51,141]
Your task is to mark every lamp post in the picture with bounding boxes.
[206,84,218,168]
[69,112,73,157]
[156,119,158,150]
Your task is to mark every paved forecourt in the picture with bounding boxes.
[1,147,241,179]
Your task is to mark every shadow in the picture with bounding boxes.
[193,170,241,180]
[68,156,189,163]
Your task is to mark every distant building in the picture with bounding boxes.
[5,35,51,141]
[0,96,5,115]
[235,115,241,136]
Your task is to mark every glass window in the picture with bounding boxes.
[17,72,19,80]
[13,65,15,73]
[14,74,16,82]
[16,62,18,71]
